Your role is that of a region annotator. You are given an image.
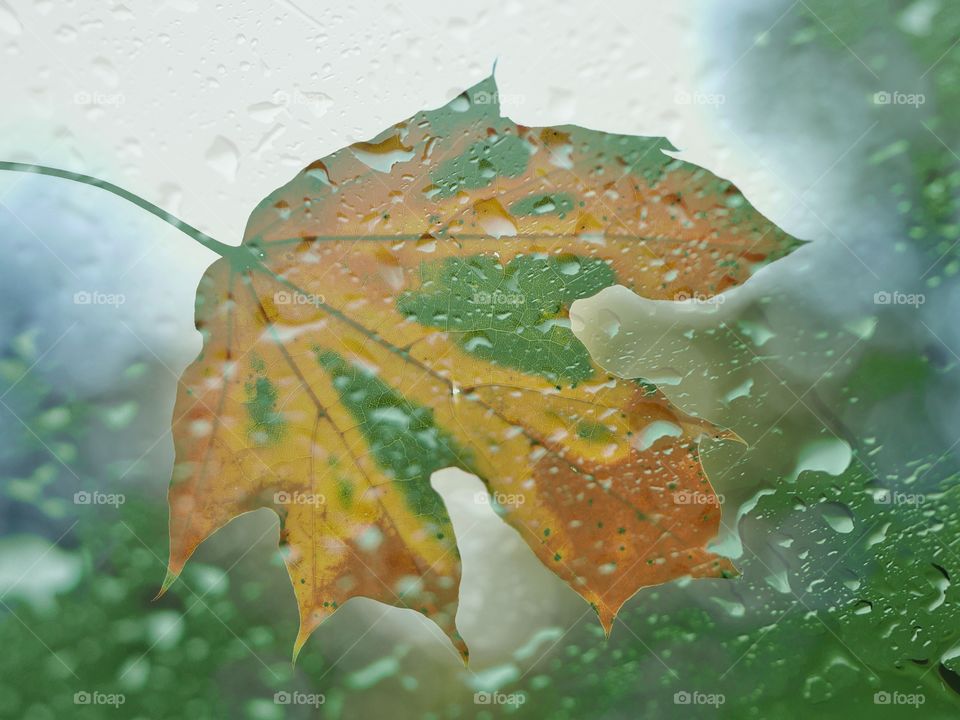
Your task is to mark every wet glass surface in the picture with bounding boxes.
[1,2,959,718]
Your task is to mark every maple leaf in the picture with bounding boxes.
[161,75,800,661]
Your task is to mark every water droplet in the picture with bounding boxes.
[247,101,285,124]
[597,308,621,339]
[724,377,754,403]
[792,438,852,480]
[474,198,517,238]
[204,136,240,181]
[351,134,413,173]
[820,502,855,534]
[634,420,682,452]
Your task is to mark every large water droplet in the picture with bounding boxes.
[791,438,852,480]
[205,136,240,181]
[820,502,855,534]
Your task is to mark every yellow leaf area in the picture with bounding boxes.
[163,76,801,661]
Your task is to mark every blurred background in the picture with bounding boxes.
[1,0,959,717]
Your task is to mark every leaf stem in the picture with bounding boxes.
[0,161,234,257]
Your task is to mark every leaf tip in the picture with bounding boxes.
[720,557,741,580]
[595,603,616,638]
[292,608,327,664]
[452,632,470,666]
[291,636,306,667]
[717,427,747,446]
[154,566,181,600]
